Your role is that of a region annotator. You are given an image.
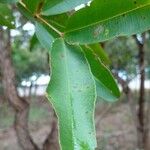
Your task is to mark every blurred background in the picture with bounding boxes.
[0,6,150,150]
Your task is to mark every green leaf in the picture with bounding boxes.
[23,0,45,14]
[42,13,69,32]
[17,3,35,22]
[65,0,150,44]
[82,45,120,102]
[35,22,59,51]
[42,0,91,16]
[29,34,39,51]
[0,3,15,28]
[0,0,18,4]
[89,44,110,65]
[47,38,97,150]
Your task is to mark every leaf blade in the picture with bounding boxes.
[82,45,120,102]
[88,44,110,65]
[65,0,150,44]
[47,38,97,150]
[35,22,59,51]
[23,0,44,14]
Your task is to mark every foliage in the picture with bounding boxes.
[13,46,49,83]
[0,3,15,28]
[105,37,138,79]
[11,26,49,84]
[1,0,150,149]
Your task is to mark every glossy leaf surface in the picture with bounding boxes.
[47,38,97,150]
[65,0,150,44]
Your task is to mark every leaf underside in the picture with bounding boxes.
[35,22,57,51]
[47,38,97,150]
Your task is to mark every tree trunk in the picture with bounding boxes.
[144,106,150,150]
[115,73,137,122]
[134,34,147,149]
[14,101,39,150]
[0,29,39,150]
[137,34,145,149]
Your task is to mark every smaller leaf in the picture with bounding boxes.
[88,44,110,65]
[82,45,120,102]
[0,3,15,28]
[29,34,39,51]
[95,79,118,102]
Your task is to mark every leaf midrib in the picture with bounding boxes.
[63,40,76,148]
[66,2,150,33]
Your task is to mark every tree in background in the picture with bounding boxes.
[104,34,150,149]
[0,7,59,150]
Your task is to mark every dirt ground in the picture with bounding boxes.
[0,97,144,150]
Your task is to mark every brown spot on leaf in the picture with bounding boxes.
[60,54,65,58]
[93,25,104,38]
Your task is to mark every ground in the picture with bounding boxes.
[0,96,143,150]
